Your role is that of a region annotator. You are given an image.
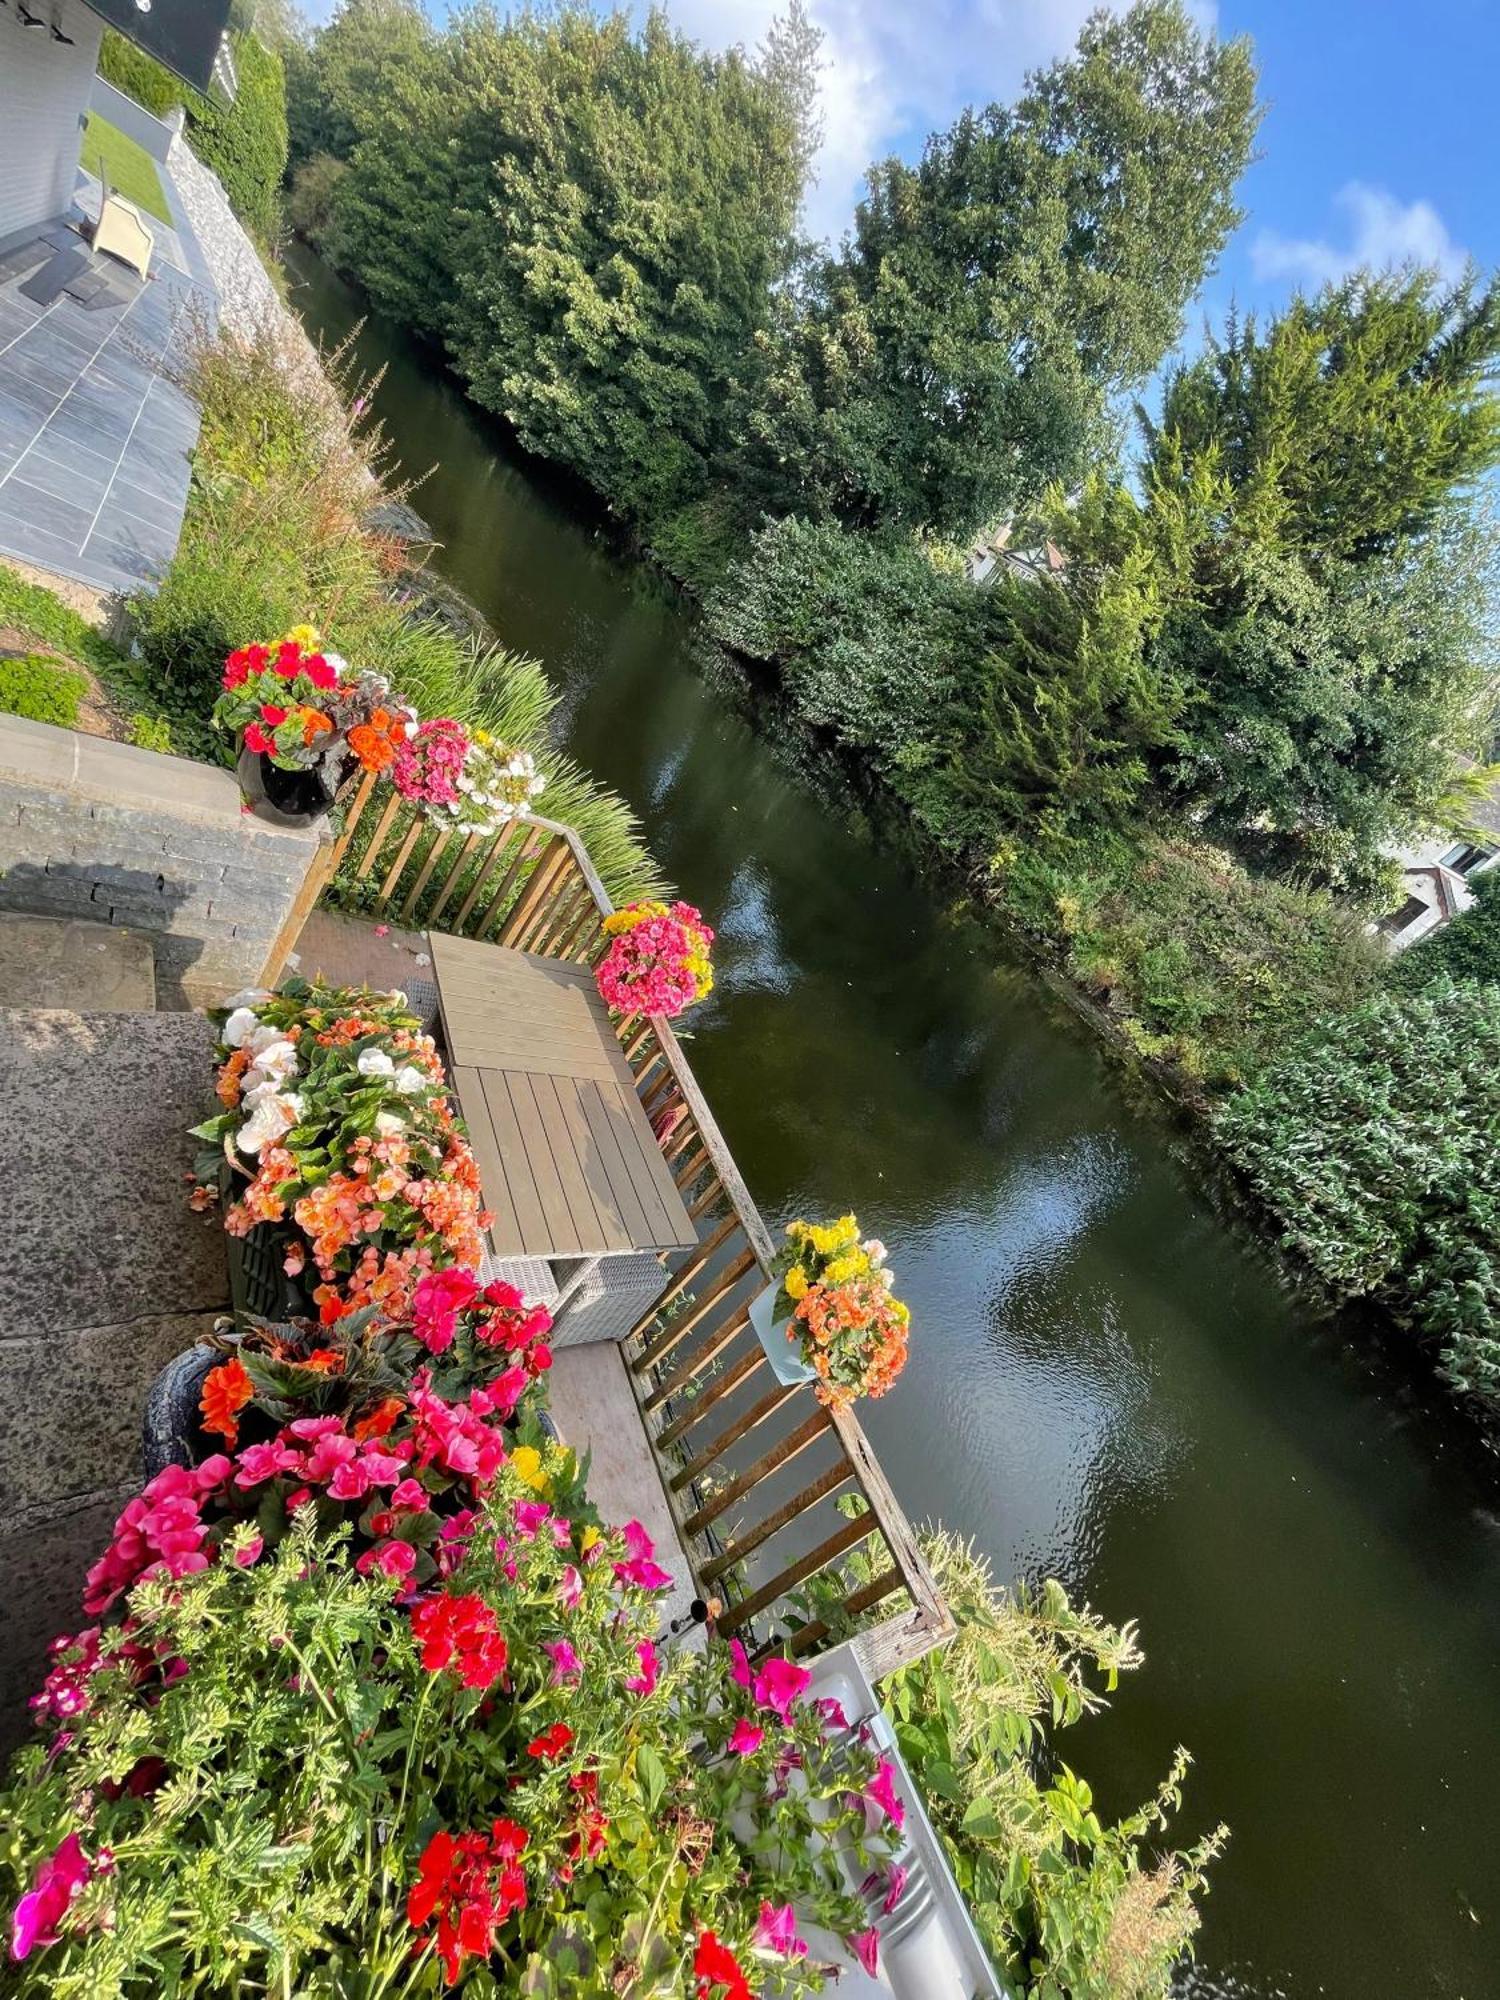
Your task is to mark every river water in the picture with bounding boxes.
[286,244,1500,2000]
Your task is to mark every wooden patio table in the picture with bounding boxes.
[428,929,698,1262]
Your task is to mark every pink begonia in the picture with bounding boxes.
[752,1656,811,1722]
[82,1460,230,1615]
[512,1500,552,1542]
[864,1757,906,1831]
[354,1540,417,1582]
[625,1639,659,1696]
[727,1636,753,1688]
[472,1364,529,1420]
[234,1438,303,1488]
[411,1266,480,1354]
[753,1901,808,1960]
[390,1478,428,1512]
[850,1927,881,1978]
[544,1639,582,1684]
[408,1373,507,1490]
[557,1564,583,1610]
[594,908,713,1021]
[10,1835,90,1961]
[882,1864,908,1915]
[391,718,472,810]
[727,1717,764,1756]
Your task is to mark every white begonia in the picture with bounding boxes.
[862,1239,888,1268]
[374,1111,406,1138]
[324,652,348,674]
[238,1090,304,1156]
[357,1047,397,1079]
[245,1037,299,1084]
[221,1006,261,1049]
[394,1064,428,1095]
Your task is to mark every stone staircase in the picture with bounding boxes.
[0,915,229,1748]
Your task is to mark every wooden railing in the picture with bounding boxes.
[325,778,952,1680]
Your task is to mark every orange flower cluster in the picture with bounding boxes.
[347,706,406,774]
[224,1143,298,1236]
[200,1356,253,1444]
[217,1047,251,1109]
[792,1276,909,1408]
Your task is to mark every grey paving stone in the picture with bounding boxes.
[0,912,155,1011]
[3,475,94,543]
[0,1490,131,1751]
[107,472,186,528]
[8,447,109,510]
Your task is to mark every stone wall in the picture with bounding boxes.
[0,715,326,1008]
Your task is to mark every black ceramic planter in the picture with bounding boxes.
[236,741,340,830]
[142,1344,220,1478]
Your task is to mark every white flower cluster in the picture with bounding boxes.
[355,1045,431,1096]
[862,1238,896,1289]
[222,998,305,1156]
[451,744,549,831]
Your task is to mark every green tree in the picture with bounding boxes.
[737,0,1259,539]
[187,30,288,240]
[286,0,432,173]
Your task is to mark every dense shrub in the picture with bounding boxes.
[995,833,1385,1089]
[1217,978,1500,1407]
[187,31,288,241]
[1396,869,1500,989]
[887,1532,1224,1998]
[284,151,348,252]
[0,654,86,729]
[98,29,183,116]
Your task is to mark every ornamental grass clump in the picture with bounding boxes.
[191,979,491,1324]
[772,1216,911,1407]
[2,1427,902,1993]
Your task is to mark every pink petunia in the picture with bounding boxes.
[613,1554,674,1593]
[232,1534,264,1569]
[753,1656,811,1722]
[355,1540,417,1582]
[727,1717,764,1756]
[10,1834,90,1961]
[512,1500,552,1542]
[544,1639,582,1684]
[625,1638,659,1696]
[850,1927,881,1978]
[864,1757,906,1831]
[753,1901,808,1960]
[727,1636,753,1688]
[557,1564,583,1610]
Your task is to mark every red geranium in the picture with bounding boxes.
[694,1928,753,2000]
[408,1592,508,1689]
[407,1822,528,1986]
[524,1720,573,1762]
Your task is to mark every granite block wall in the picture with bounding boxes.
[0,714,325,1007]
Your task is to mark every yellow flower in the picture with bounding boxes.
[510,1445,548,1494]
[784,1266,810,1301]
[282,623,320,649]
[580,1524,603,1556]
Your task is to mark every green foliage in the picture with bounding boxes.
[287,0,433,172]
[0,654,86,729]
[887,1532,1225,1998]
[80,111,171,225]
[994,832,1384,1088]
[284,151,348,251]
[98,29,183,116]
[1398,868,1500,988]
[0,570,123,677]
[738,1,1258,539]
[1217,978,1500,1408]
[187,30,289,241]
[127,712,174,754]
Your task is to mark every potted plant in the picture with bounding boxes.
[213,629,362,827]
[595,900,714,1022]
[752,1216,911,1407]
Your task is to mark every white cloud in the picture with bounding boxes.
[1251,182,1469,289]
[650,1,1215,245]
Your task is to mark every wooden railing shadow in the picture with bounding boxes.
[325,776,952,1678]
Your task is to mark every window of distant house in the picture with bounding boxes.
[1379,895,1429,936]
[1439,842,1496,877]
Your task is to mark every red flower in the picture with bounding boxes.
[242,722,272,756]
[564,1768,609,1862]
[303,653,339,690]
[273,640,305,679]
[524,1720,573,1761]
[258,703,288,727]
[407,1823,528,1986]
[412,1266,481,1355]
[409,1592,508,1689]
[694,1928,753,2000]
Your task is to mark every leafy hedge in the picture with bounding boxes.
[98,29,182,116]
[1396,870,1500,990]
[187,31,288,241]
[1217,978,1500,1410]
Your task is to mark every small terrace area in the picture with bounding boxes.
[0,182,204,595]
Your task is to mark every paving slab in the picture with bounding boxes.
[0,912,156,1009]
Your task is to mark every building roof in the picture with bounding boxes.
[81,0,232,95]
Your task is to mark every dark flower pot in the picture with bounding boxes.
[236,741,342,829]
[142,1344,219,1478]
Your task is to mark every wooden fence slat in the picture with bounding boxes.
[701,1461,855,1584]
[399,828,452,921]
[330,769,378,869]
[496,836,568,947]
[669,1379,800,1493]
[642,1304,753,1416]
[454,824,526,933]
[427,832,480,927]
[656,1344,767,1450]
[625,1213,739,1342]
[779,1570,903,1661]
[352,792,402,883]
[475,827,546,939]
[716,1514,876,1636]
[687,1176,727,1223]
[634,1248,757,1374]
[376,817,424,907]
[508,846,577,952]
[683,1409,832,1538]
[527,871,590,956]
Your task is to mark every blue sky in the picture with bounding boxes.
[350,1,1500,353]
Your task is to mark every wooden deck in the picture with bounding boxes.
[431,931,697,1261]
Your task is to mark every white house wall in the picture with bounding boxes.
[0,0,104,247]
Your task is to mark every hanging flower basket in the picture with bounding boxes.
[765,1215,911,1408]
[748,1280,817,1386]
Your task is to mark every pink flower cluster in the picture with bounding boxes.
[30,1627,103,1724]
[391,718,471,810]
[408,1373,509,1490]
[11,1835,93,1963]
[594,912,705,1019]
[83,1459,231,1616]
[610,1518,674,1594]
[234,1416,411,1502]
[410,1270,554,1371]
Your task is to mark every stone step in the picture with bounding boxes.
[0,911,156,1010]
[0,1007,229,1747]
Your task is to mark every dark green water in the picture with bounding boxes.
[287,244,1500,2000]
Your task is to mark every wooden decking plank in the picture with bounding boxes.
[590,1080,678,1244]
[543,1073,633,1254]
[502,1071,584,1254]
[451,1064,523,1260]
[608,1083,699,1244]
[576,1078,655,1248]
[476,1069,553,1257]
